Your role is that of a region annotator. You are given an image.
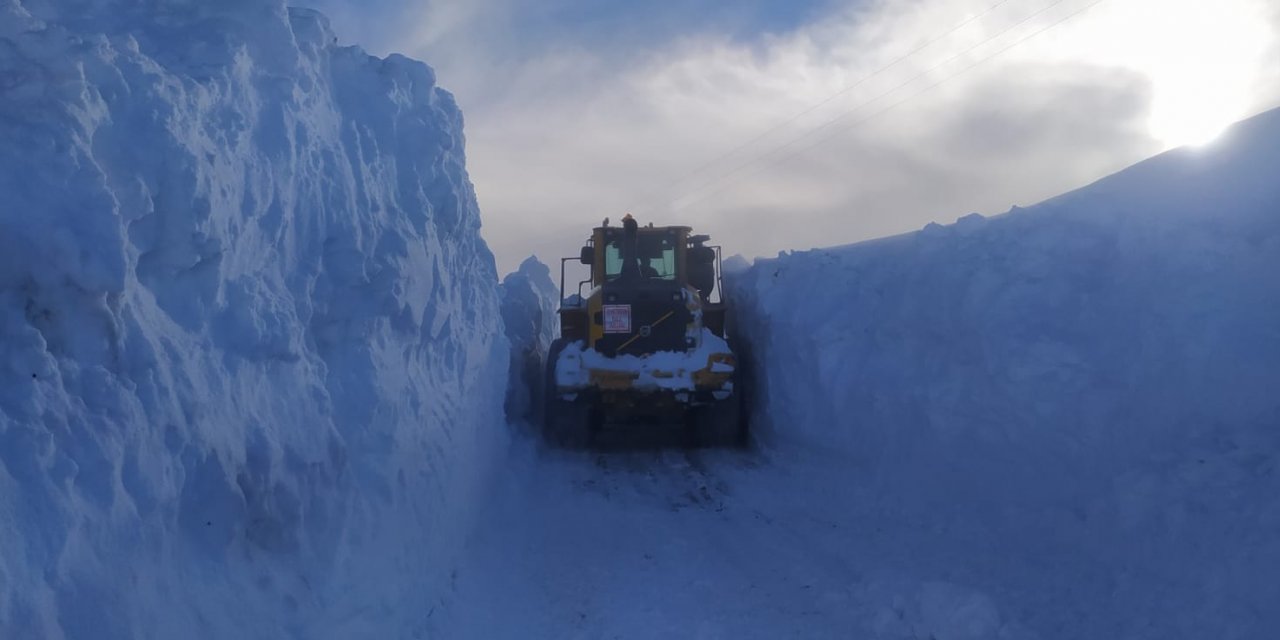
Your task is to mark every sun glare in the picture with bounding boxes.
[1024,0,1274,148]
[1148,81,1235,147]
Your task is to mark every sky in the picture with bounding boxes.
[301,0,1280,278]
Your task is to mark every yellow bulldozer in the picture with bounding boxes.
[544,214,748,447]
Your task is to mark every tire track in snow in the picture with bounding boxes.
[573,447,744,514]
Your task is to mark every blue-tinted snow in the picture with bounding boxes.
[3,0,1278,636]
[500,255,559,424]
[0,2,508,638]
[725,108,1280,637]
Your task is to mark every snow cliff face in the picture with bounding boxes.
[733,110,1280,458]
[0,2,507,638]
[729,108,1280,637]
[499,256,558,424]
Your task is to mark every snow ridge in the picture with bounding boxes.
[0,2,507,638]
[728,108,1280,637]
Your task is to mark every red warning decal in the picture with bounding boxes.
[603,305,632,334]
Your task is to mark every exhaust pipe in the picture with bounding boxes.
[619,214,641,281]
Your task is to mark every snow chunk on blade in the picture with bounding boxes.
[554,328,734,397]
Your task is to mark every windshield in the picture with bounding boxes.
[604,231,677,281]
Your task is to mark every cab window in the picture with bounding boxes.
[603,231,678,281]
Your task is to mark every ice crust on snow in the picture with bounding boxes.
[727,109,1280,637]
[0,2,508,638]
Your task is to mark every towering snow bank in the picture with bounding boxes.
[730,108,1280,637]
[734,109,1280,456]
[499,256,558,424]
[0,2,507,638]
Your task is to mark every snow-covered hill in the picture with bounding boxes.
[733,111,1279,457]
[725,107,1280,637]
[0,2,508,638]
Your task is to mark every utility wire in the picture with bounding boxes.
[622,0,1019,213]
[644,0,1100,215]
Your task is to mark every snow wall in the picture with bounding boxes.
[499,256,558,425]
[0,2,509,638]
[729,108,1280,636]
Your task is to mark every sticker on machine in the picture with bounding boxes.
[603,304,632,333]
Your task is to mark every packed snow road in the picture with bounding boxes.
[441,441,850,639]
[440,437,1045,640]
[441,425,1279,640]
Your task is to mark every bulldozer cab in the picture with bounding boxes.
[592,225,685,284]
[557,216,727,354]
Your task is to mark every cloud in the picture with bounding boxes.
[300,0,1280,276]
[1260,5,1280,107]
